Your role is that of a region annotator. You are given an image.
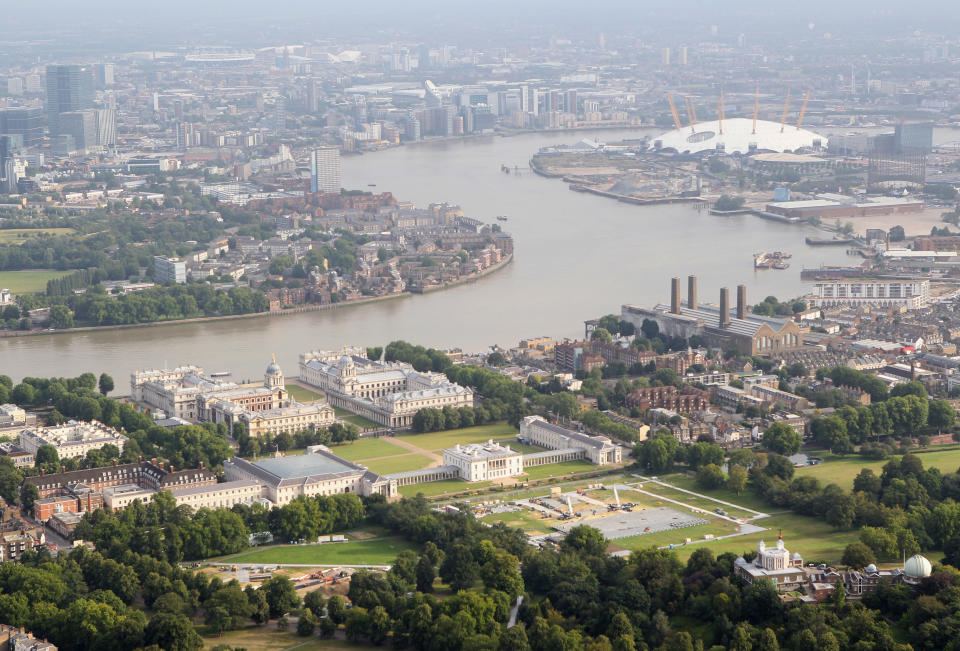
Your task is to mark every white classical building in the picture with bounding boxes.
[19,420,127,459]
[519,416,623,465]
[734,537,806,590]
[239,402,336,438]
[298,349,474,428]
[223,446,397,504]
[170,479,264,510]
[443,441,524,482]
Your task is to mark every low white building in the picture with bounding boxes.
[442,441,523,482]
[103,484,156,511]
[810,280,930,309]
[170,479,263,510]
[734,536,807,591]
[519,416,623,465]
[19,420,127,460]
[0,404,26,427]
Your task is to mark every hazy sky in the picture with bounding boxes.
[4,0,959,47]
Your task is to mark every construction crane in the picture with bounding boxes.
[752,85,759,135]
[779,89,792,133]
[667,93,683,130]
[718,89,725,135]
[683,96,696,134]
[796,91,811,129]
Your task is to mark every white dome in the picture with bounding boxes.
[865,564,878,573]
[652,117,826,155]
[904,554,932,579]
[266,361,281,374]
[339,355,353,366]
[791,552,803,561]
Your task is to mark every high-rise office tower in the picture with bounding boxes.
[661,47,671,65]
[0,107,45,146]
[679,46,688,65]
[310,147,341,194]
[45,64,94,134]
[59,110,97,152]
[94,109,116,148]
[94,63,114,88]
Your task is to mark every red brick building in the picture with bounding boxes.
[625,386,710,413]
[24,459,216,500]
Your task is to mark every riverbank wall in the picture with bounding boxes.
[0,292,414,339]
[411,253,514,294]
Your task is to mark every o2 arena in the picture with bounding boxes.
[651,91,826,155]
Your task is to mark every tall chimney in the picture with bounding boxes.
[719,287,730,328]
[737,284,747,320]
[688,275,698,309]
[671,277,681,314]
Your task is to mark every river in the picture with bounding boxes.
[0,127,926,384]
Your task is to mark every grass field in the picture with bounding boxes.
[361,453,434,475]
[222,537,414,566]
[342,414,382,429]
[201,627,360,650]
[612,521,739,552]
[331,438,408,461]
[521,460,597,480]
[653,473,771,512]
[0,228,76,244]
[286,384,323,402]
[630,482,757,519]
[481,509,554,535]
[795,448,960,489]
[396,424,518,451]
[0,269,73,294]
[399,478,492,497]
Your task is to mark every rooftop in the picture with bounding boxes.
[251,452,360,479]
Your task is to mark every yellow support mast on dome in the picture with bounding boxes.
[684,96,696,134]
[797,91,811,129]
[780,89,792,133]
[667,93,683,130]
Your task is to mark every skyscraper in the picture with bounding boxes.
[0,107,45,146]
[45,65,94,134]
[58,110,97,152]
[310,147,341,194]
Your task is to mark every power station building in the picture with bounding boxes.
[621,276,805,356]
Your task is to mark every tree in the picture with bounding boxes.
[20,482,39,512]
[327,595,347,625]
[297,607,317,636]
[825,493,856,529]
[481,551,524,598]
[842,542,877,569]
[261,576,300,617]
[98,373,115,396]
[591,327,612,343]
[416,554,436,593]
[345,606,370,642]
[49,305,74,329]
[928,400,956,433]
[145,612,203,651]
[696,463,726,490]
[763,423,801,456]
[440,543,478,592]
[727,465,748,495]
[369,605,391,645]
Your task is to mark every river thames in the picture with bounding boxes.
[1,128,867,383]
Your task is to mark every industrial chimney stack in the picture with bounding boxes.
[719,287,730,328]
[688,275,698,310]
[671,277,681,314]
[737,284,747,320]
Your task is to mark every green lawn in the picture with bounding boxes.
[653,473,771,512]
[521,460,597,480]
[612,521,741,553]
[481,509,554,534]
[399,478,491,498]
[342,414,382,429]
[795,447,960,489]
[330,437,408,461]
[201,626,363,650]
[286,384,323,402]
[361,453,434,475]
[628,483,757,519]
[0,269,74,294]
[397,424,519,451]
[0,228,76,244]
[221,537,414,566]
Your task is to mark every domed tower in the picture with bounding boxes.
[265,354,284,390]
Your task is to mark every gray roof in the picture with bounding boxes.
[652,303,794,338]
[525,419,616,450]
